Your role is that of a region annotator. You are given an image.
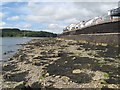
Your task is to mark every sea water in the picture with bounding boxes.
[0,37,42,62]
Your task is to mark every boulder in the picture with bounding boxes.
[72,69,82,74]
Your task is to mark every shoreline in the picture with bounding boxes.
[1,37,45,62]
[1,38,120,89]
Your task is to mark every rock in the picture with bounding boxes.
[107,84,119,88]
[2,64,15,71]
[58,51,66,57]
[18,54,27,61]
[8,57,13,61]
[23,60,31,64]
[72,69,82,74]
[101,43,107,46]
[72,57,76,60]
[61,76,70,82]
[14,81,25,88]
[13,53,19,58]
[3,71,28,82]
[32,60,41,66]
[92,71,109,81]
[2,64,9,68]
[45,73,49,77]
[55,75,60,78]
[64,61,68,64]
[3,74,11,80]
[30,81,42,88]
[100,80,107,84]
[33,55,42,59]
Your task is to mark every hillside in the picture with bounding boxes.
[0,28,57,37]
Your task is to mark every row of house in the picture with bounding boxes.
[63,7,120,33]
[63,16,104,32]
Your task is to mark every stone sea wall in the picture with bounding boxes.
[60,33,120,46]
[60,21,120,46]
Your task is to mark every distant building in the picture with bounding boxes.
[108,7,120,16]
[85,19,94,27]
[63,7,120,33]
[95,17,103,24]
[69,24,76,31]
[108,7,120,22]
[79,21,85,28]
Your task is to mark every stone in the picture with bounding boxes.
[18,54,26,61]
[32,60,41,66]
[64,61,68,64]
[92,71,109,81]
[55,75,60,78]
[45,73,49,77]
[8,57,13,61]
[14,81,25,88]
[72,69,82,74]
[72,57,76,60]
[61,76,70,82]
[30,81,42,88]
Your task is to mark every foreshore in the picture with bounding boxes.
[1,38,120,89]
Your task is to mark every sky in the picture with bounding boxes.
[0,0,119,33]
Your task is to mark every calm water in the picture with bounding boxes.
[1,37,42,61]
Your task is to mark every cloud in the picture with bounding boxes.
[0,12,5,19]
[64,18,80,24]
[47,23,64,33]
[0,22,6,27]
[25,15,50,23]
[13,23,32,29]
[2,1,119,33]
[25,2,117,24]
[99,3,118,13]
[25,2,89,24]
[1,0,120,2]
[23,24,32,29]
[48,23,63,29]
[72,2,118,17]
[7,16,20,21]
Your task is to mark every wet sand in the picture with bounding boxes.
[1,38,120,89]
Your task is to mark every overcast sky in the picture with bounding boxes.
[0,0,119,33]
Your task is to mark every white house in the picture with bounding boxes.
[75,23,80,29]
[95,17,103,24]
[85,17,101,27]
[84,19,95,27]
[69,24,76,30]
[78,21,86,29]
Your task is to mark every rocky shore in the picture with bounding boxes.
[1,38,120,89]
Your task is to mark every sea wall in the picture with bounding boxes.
[60,33,119,46]
[60,21,120,46]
